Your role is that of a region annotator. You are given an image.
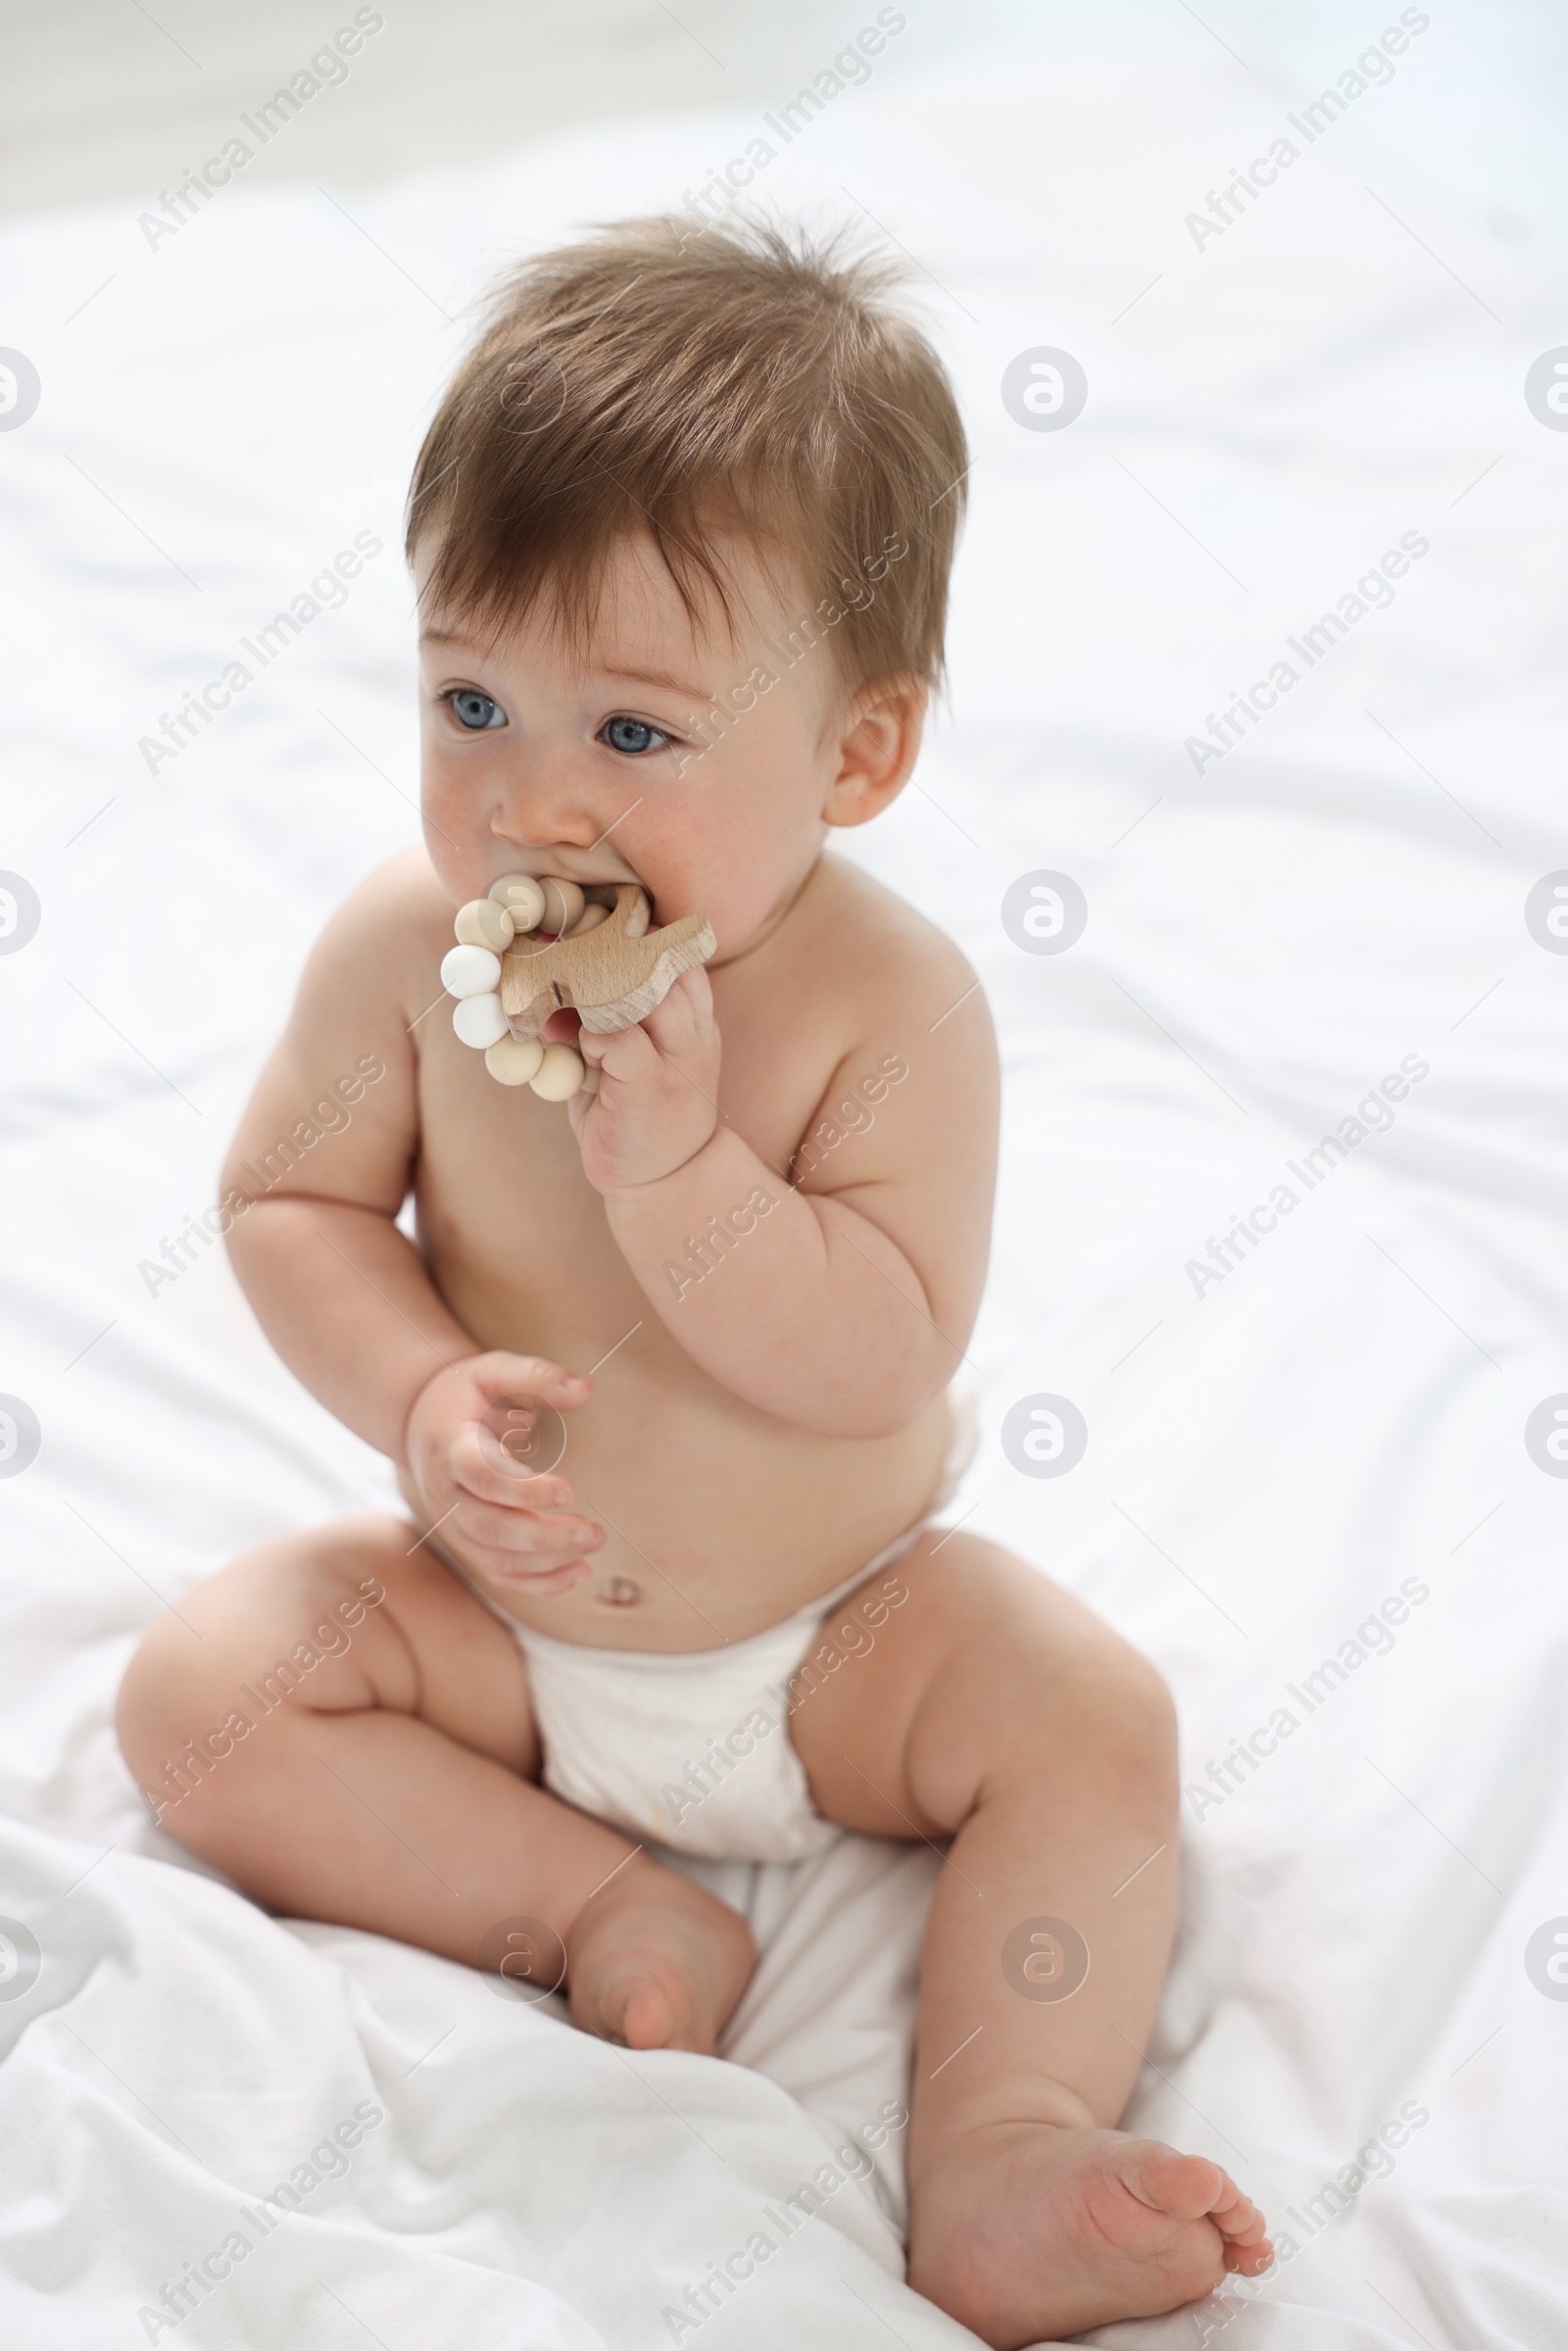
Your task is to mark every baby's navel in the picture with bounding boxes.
[597,1576,641,1608]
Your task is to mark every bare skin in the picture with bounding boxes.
[118,528,1271,2342]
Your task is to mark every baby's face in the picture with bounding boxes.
[416,529,905,955]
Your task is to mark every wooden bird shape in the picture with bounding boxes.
[500,883,716,1040]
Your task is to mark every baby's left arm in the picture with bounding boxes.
[575,952,998,1439]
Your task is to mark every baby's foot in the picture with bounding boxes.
[565,1857,755,2055]
[908,2120,1273,2348]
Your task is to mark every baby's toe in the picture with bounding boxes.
[1226,2238,1276,2277]
[1127,2143,1229,2224]
[616,1973,680,2050]
[1211,2187,1266,2239]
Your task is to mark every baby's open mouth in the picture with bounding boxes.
[494,867,654,939]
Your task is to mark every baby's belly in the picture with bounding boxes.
[409,1332,952,1652]
[412,1117,956,1647]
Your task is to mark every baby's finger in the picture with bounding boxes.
[588,1019,661,1085]
[456,1462,578,1516]
[486,1553,594,1588]
[450,1493,603,1556]
[639,964,712,1056]
[468,1550,592,1595]
[466,1352,593,1414]
[452,1425,575,1507]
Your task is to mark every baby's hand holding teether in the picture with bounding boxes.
[570,966,721,1197]
[403,1352,602,1593]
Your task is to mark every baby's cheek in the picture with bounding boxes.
[419,765,488,886]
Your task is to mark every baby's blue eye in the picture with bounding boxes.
[450,689,507,730]
[601,715,669,757]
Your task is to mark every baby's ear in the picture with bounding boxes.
[822,676,927,830]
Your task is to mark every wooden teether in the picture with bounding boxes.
[500,883,715,1041]
[443,874,713,1099]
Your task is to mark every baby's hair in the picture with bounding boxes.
[405,213,968,704]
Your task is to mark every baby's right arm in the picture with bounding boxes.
[221,856,601,1591]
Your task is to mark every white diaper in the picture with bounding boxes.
[493,1388,978,1864]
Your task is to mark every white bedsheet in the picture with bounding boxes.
[3,14,1568,2347]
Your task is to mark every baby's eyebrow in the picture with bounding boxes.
[599,664,710,703]
[417,637,708,706]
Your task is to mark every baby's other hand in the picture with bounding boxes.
[565,966,720,1196]
[403,1351,602,1595]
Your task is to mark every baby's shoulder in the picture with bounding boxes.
[804,855,984,1027]
[781,857,997,1170]
[328,846,451,936]
[300,849,451,1004]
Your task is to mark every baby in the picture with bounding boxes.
[118,217,1271,2344]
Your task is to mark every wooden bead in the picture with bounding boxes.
[528,1042,586,1100]
[564,902,610,939]
[539,878,585,936]
[453,993,509,1049]
[455,899,514,951]
[485,1034,545,1086]
[441,944,502,999]
[490,874,547,932]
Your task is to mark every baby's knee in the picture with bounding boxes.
[116,1519,407,1829]
[118,1611,246,1845]
[995,1582,1176,1795]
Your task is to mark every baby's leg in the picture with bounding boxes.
[791,1533,1271,2348]
[116,1516,752,2052]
